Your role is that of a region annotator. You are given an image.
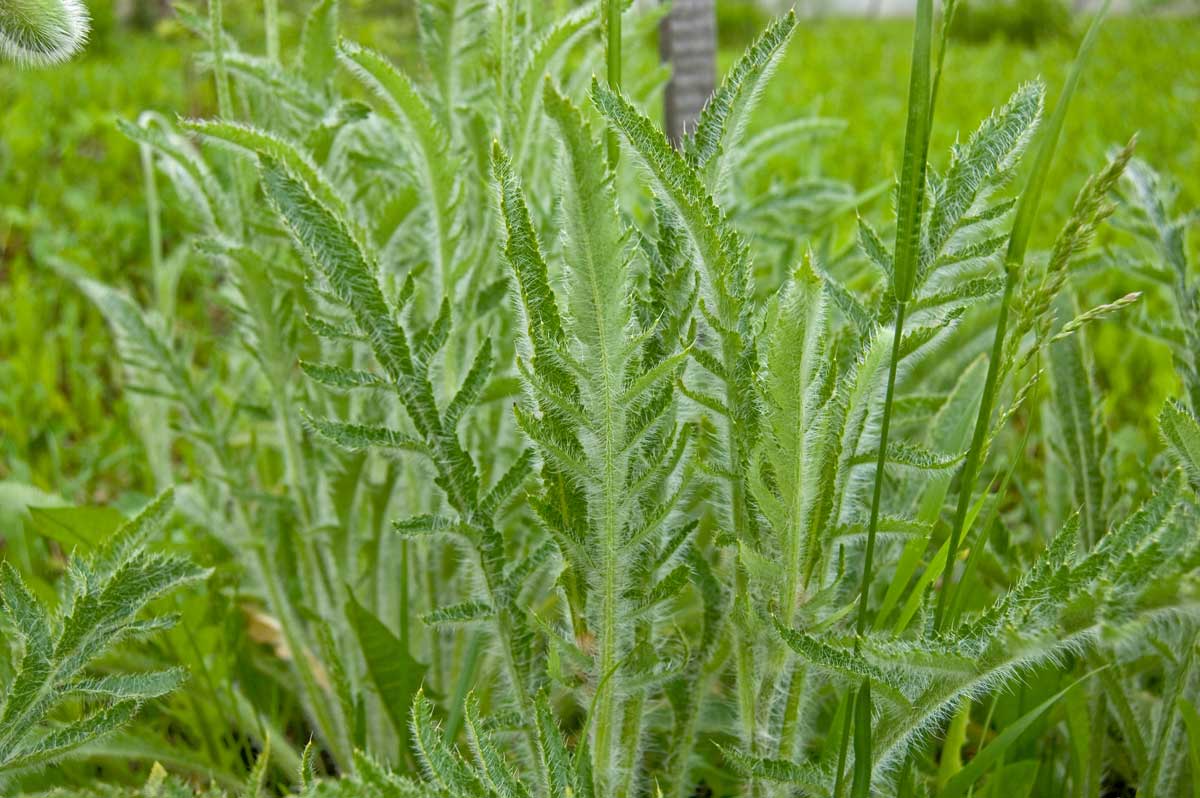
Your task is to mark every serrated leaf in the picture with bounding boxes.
[445,341,494,430]
[1160,399,1200,483]
[304,412,429,455]
[850,440,962,471]
[719,745,830,791]
[409,689,486,796]
[686,10,797,195]
[300,360,388,390]
[462,693,531,798]
[70,669,187,700]
[423,601,494,626]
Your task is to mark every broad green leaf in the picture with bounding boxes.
[345,592,428,752]
[26,505,125,552]
[850,679,873,798]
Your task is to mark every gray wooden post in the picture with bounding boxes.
[660,0,717,147]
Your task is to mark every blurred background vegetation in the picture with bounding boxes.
[1,0,1197,504]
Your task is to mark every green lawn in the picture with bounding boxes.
[0,31,204,496]
[734,16,1200,234]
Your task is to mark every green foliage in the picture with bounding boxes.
[0,489,206,782]
[950,0,1073,46]
[4,2,1200,798]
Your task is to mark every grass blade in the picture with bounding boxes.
[938,669,1106,798]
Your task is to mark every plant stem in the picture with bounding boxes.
[853,0,932,636]
[778,664,807,760]
[132,122,176,489]
[594,425,624,792]
[473,531,539,760]
[605,0,622,166]
[139,139,165,316]
[665,661,718,798]
[273,393,314,528]
[841,0,932,782]
[209,0,233,119]
[856,299,907,639]
[724,333,760,787]
[616,685,647,798]
[399,537,410,647]
[264,0,280,64]
[202,410,349,763]
[928,0,959,125]
[944,409,1033,625]
[735,584,758,752]
[254,543,347,763]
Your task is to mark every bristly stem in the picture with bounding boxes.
[933,4,1109,632]
[138,136,165,315]
[209,0,233,119]
[778,664,807,760]
[727,332,759,783]
[605,0,622,166]
[264,0,280,64]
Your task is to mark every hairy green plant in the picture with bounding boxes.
[47,0,639,785]
[1117,157,1200,413]
[0,489,206,783]
[14,1,1200,797]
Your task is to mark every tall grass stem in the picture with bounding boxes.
[933,3,1109,632]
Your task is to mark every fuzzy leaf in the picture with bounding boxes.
[423,601,494,626]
